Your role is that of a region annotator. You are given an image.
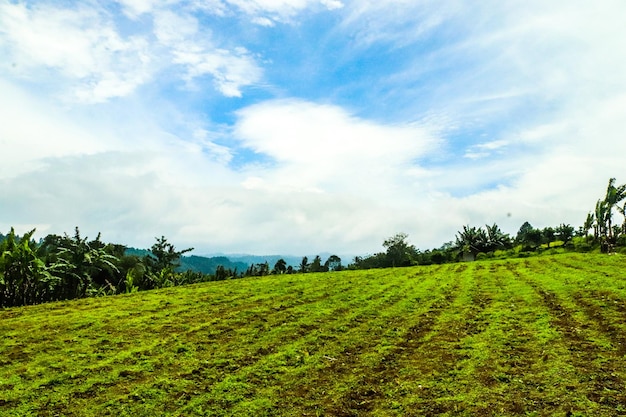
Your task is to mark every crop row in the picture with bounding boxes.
[1,254,626,416]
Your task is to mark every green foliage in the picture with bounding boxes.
[147,236,193,273]
[383,232,417,267]
[309,255,323,272]
[273,258,287,274]
[0,228,58,307]
[298,256,309,273]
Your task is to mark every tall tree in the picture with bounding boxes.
[309,255,323,272]
[604,178,626,241]
[542,227,556,248]
[273,259,287,274]
[46,228,120,299]
[147,236,193,273]
[582,212,595,239]
[456,226,488,258]
[555,224,575,245]
[324,255,342,271]
[515,222,542,250]
[299,256,309,273]
[484,223,511,252]
[595,200,607,240]
[0,228,58,307]
[383,233,416,267]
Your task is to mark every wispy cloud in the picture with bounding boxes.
[0,1,152,102]
[0,0,264,101]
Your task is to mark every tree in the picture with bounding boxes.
[484,223,511,252]
[604,178,626,241]
[542,227,556,248]
[44,228,120,299]
[594,200,609,241]
[383,233,416,267]
[515,222,542,250]
[299,256,309,273]
[582,212,594,239]
[0,228,58,307]
[309,255,323,272]
[324,255,342,271]
[555,224,575,245]
[617,202,626,236]
[147,236,193,273]
[273,259,287,274]
[455,226,488,259]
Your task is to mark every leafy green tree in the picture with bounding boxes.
[43,228,120,299]
[515,222,542,251]
[542,227,556,248]
[617,202,626,237]
[383,233,416,267]
[273,259,287,274]
[299,256,309,273]
[258,262,270,276]
[0,228,58,307]
[555,224,575,245]
[147,236,193,273]
[484,223,511,252]
[604,178,626,241]
[324,255,342,271]
[310,255,323,272]
[455,226,488,259]
[215,265,229,280]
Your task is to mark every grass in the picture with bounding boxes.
[2,253,626,416]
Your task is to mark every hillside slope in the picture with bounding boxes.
[1,253,626,416]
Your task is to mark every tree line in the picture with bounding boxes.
[0,227,344,308]
[2,177,625,308]
[348,178,626,269]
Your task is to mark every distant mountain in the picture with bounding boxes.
[124,248,248,275]
[180,256,248,275]
[123,249,349,275]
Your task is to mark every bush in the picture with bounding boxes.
[476,252,487,260]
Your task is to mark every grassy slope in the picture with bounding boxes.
[2,253,626,416]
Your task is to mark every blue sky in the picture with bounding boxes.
[1,0,626,257]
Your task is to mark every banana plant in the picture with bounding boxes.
[0,228,59,307]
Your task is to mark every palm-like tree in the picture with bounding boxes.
[604,178,626,240]
[0,229,58,307]
[595,199,609,240]
[582,212,595,239]
[484,223,511,252]
[617,202,626,236]
[456,225,488,258]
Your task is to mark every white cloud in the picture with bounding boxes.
[233,99,438,197]
[0,1,263,101]
[0,1,153,103]
[225,0,343,24]
[152,9,262,97]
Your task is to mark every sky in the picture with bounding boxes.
[1,0,626,258]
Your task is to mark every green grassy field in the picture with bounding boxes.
[2,253,626,416]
